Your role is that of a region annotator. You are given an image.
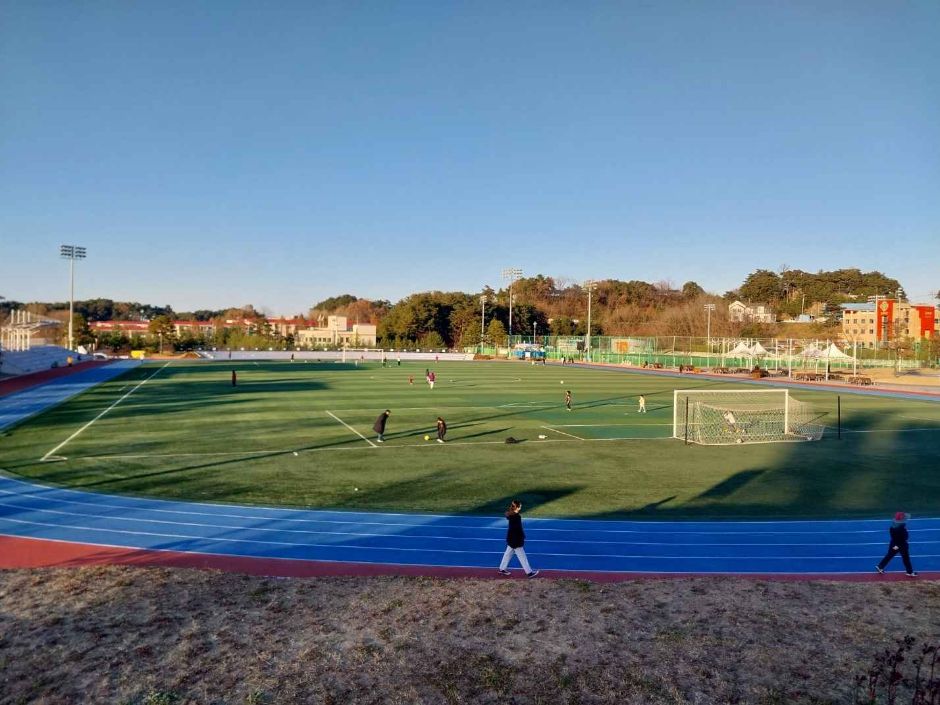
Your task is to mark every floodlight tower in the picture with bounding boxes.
[501,267,522,338]
[584,279,597,361]
[480,293,488,353]
[704,303,716,345]
[60,245,87,351]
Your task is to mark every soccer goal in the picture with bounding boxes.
[673,389,825,445]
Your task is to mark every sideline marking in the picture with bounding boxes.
[541,425,584,441]
[40,363,170,462]
[326,411,378,448]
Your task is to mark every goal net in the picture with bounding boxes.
[673,389,825,445]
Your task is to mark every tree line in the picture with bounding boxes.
[4,267,930,352]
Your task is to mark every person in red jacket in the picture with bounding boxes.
[498,500,538,578]
[876,511,917,577]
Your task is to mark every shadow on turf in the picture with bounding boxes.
[584,404,940,521]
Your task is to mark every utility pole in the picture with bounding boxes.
[60,245,87,351]
[584,279,597,362]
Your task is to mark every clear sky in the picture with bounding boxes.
[2,1,938,314]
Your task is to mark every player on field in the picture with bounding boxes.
[722,410,739,433]
[638,395,646,413]
[436,417,447,443]
[373,410,390,443]
[565,390,572,411]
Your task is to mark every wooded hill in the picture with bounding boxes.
[3,268,917,349]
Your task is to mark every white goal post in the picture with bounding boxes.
[673,389,825,445]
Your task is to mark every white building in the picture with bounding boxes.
[296,316,377,347]
[728,301,776,324]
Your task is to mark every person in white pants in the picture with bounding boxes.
[498,500,539,578]
[638,395,646,413]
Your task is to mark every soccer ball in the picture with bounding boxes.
[538,434,547,440]
[560,380,564,384]
[424,435,430,441]
[736,438,743,444]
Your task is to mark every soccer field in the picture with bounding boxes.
[1,360,939,519]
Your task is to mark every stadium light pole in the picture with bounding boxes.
[704,303,716,367]
[480,294,488,354]
[60,244,87,352]
[584,279,596,362]
[704,303,716,343]
[501,267,522,340]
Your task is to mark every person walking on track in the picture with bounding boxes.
[373,410,390,443]
[498,500,539,578]
[876,511,917,576]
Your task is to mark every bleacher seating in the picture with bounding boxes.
[0,346,82,377]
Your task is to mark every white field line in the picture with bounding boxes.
[66,434,676,460]
[541,425,584,441]
[829,427,940,434]
[40,362,170,462]
[556,423,673,427]
[326,411,377,447]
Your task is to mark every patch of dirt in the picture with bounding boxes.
[0,567,938,704]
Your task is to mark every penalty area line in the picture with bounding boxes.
[40,362,171,462]
[326,411,378,448]
[541,425,584,441]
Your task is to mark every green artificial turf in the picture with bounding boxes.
[1,360,939,519]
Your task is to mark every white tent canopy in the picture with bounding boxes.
[749,342,769,356]
[728,341,752,356]
[822,343,854,360]
[799,345,824,358]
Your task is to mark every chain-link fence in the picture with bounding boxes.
[478,335,932,371]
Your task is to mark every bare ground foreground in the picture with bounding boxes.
[1,568,938,705]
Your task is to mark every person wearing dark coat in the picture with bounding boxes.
[498,500,538,578]
[876,511,917,576]
[373,410,390,443]
[231,370,237,387]
[436,416,447,443]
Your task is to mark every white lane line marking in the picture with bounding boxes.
[541,425,584,441]
[326,411,378,447]
[40,363,170,462]
[1,499,918,546]
[4,515,933,560]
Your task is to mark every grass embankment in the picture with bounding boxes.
[1,567,937,704]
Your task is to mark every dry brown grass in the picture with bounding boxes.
[1,567,938,704]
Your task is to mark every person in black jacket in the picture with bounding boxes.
[876,511,917,576]
[373,410,390,443]
[436,416,447,443]
[498,500,539,578]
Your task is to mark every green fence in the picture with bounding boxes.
[480,335,932,371]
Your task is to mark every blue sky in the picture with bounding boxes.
[2,1,938,314]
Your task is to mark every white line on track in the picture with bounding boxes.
[40,362,170,462]
[3,498,922,547]
[541,425,584,440]
[326,410,377,447]
[5,514,934,560]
